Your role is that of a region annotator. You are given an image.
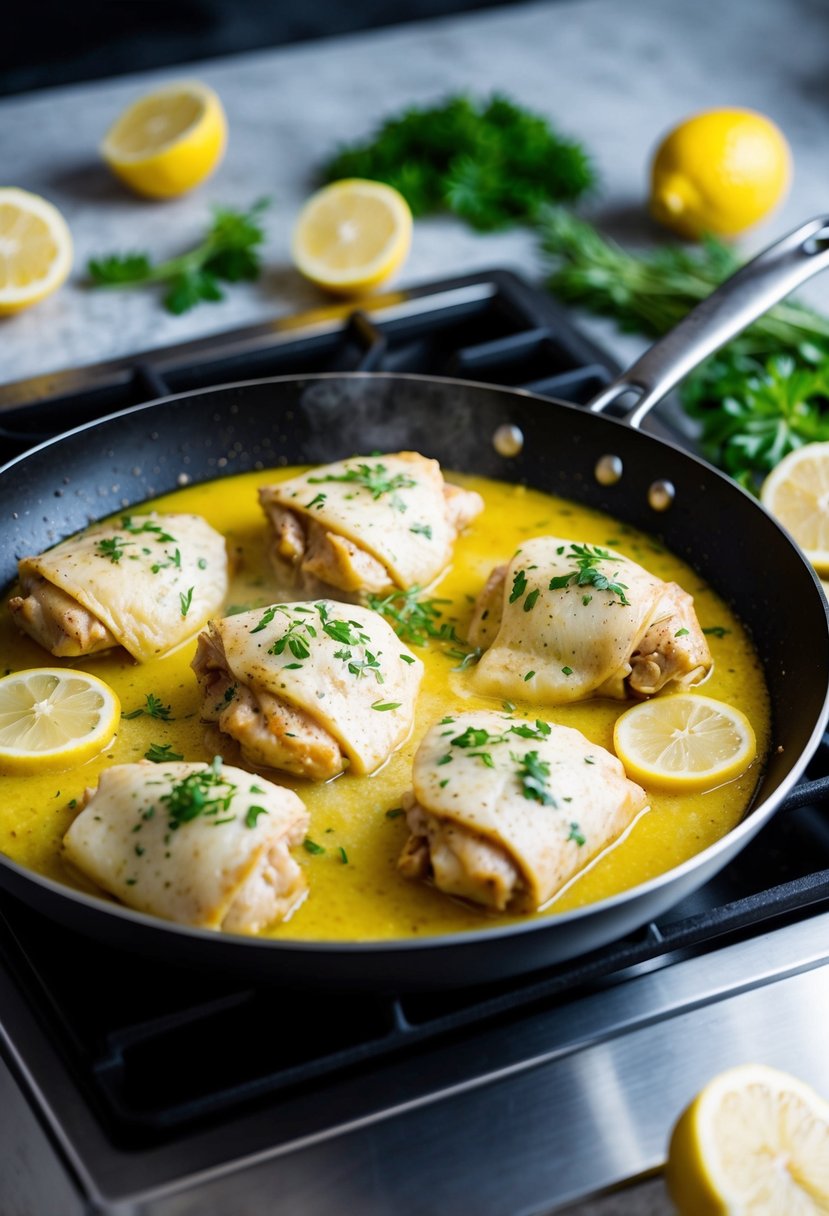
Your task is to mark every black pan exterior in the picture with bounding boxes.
[1,373,827,990]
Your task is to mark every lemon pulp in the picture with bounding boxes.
[0,669,120,774]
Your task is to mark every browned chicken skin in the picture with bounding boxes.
[192,626,346,780]
[9,572,115,657]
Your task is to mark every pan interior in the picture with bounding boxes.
[0,428,771,944]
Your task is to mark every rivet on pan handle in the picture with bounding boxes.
[586,215,829,430]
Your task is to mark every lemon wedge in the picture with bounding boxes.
[291,178,413,294]
[0,188,73,316]
[666,1064,829,1215]
[613,693,756,792]
[101,81,227,199]
[0,669,120,774]
[760,442,829,574]
[650,108,791,240]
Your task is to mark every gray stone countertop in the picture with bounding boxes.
[1,2,824,1211]
[2,0,829,388]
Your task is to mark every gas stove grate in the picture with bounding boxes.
[3,746,829,1145]
[0,270,614,457]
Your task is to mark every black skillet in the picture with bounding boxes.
[1,217,829,991]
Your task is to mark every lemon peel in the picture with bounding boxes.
[613,693,756,793]
[0,188,73,316]
[761,441,829,575]
[650,108,791,240]
[0,669,120,774]
[292,179,412,294]
[101,81,227,199]
[666,1064,829,1216]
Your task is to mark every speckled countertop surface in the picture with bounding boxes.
[2,0,829,389]
[2,1,827,1211]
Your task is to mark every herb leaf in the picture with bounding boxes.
[88,198,270,316]
[323,93,595,230]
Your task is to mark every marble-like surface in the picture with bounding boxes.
[2,0,829,386]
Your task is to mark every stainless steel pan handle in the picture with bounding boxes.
[587,214,829,428]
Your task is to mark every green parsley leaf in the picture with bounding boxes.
[88,198,270,316]
[303,838,326,855]
[245,805,269,828]
[145,743,184,763]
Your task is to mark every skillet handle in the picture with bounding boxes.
[586,214,829,429]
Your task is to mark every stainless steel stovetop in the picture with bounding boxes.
[2,271,829,1216]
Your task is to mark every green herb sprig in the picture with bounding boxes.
[539,207,829,487]
[88,198,270,315]
[323,94,595,230]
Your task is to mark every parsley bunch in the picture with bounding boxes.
[538,207,829,487]
[323,94,595,231]
[88,198,270,314]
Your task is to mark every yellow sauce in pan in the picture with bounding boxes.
[0,468,770,940]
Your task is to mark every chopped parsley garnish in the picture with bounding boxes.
[561,666,573,676]
[307,461,417,500]
[410,522,433,539]
[514,749,556,806]
[251,605,281,633]
[366,585,455,647]
[548,543,630,606]
[450,646,482,671]
[451,725,497,749]
[303,838,326,855]
[96,535,131,563]
[245,805,269,828]
[123,692,173,721]
[179,586,194,617]
[702,625,731,638]
[567,822,586,846]
[338,846,349,864]
[400,653,415,665]
[385,807,405,819]
[524,670,535,681]
[120,516,178,543]
[145,742,185,763]
[160,756,236,829]
[509,569,528,603]
[509,720,551,740]
[674,627,690,638]
[371,700,401,711]
[307,492,327,510]
[523,588,540,612]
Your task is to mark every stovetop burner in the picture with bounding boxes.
[0,270,614,455]
[2,270,829,1216]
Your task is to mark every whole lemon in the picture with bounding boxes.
[649,108,791,240]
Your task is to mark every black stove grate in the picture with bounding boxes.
[2,745,829,1145]
[0,270,614,457]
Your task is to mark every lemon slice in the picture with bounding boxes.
[0,669,120,774]
[101,81,227,198]
[613,693,756,792]
[650,108,791,239]
[292,179,413,294]
[0,188,73,316]
[666,1064,829,1215]
[761,442,829,574]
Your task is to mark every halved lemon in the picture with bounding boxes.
[291,179,413,294]
[101,81,227,199]
[0,669,120,774]
[0,188,73,316]
[665,1064,829,1215]
[613,693,756,792]
[761,442,829,574]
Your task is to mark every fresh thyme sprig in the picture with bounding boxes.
[538,207,829,487]
[88,198,270,315]
[307,462,417,501]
